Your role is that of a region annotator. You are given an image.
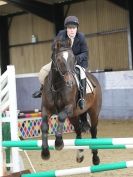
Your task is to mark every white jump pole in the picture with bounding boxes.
[0,67,4,176]
[7,65,21,173]
[0,110,4,176]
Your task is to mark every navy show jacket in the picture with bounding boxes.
[52,29,88,69]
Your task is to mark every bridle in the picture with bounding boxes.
[51,48,76,87]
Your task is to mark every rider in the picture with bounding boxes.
[33,16,88,107]
[33,16,88,110]
[33,16,89,131]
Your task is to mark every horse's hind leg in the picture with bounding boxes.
[89,110,100,165]
[70,117,84,163]
[90,125,100,165]
[41,106,50,160]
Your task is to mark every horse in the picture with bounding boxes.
[41,40,102,165]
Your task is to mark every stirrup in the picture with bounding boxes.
[78,98,85,109]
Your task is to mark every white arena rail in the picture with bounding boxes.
[0,65,21,176]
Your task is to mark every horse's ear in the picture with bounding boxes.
[55,40,61,50]
[67,39,71,48]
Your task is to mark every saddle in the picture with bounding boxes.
[75,66,94,94]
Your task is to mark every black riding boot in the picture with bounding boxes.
[78,78,86,109]
[32,85,43,98]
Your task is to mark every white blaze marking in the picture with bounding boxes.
[63,51,68,61]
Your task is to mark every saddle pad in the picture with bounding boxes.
[74,74,94,93]
[86,77,94,93]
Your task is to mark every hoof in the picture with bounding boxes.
[93,156,100,165]
[55,136,64,150]
[76,156,84,163]
[41,147,50,160]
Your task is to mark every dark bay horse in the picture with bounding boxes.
[41,40,102,165]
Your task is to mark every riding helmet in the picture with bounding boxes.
[64,16,79,27]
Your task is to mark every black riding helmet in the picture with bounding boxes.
[64,16,79,27]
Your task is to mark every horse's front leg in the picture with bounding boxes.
[41,107,50,160]
[55,105,73,150]
[55,119,65,150]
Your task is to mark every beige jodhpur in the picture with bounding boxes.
[38,62,52,85]
[38,61,86,85]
